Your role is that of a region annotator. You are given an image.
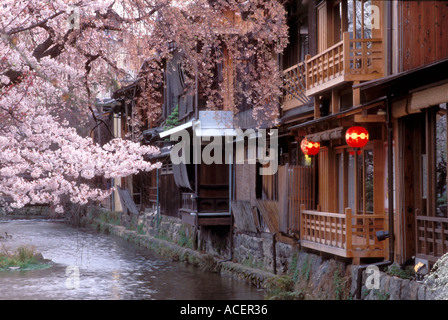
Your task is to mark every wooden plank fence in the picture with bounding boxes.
[287,165,315,234]
[255,199,279,234]
[231,200,259,233]
[231,165,314,236]
[117,186,139,216]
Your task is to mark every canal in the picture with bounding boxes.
[0,218,266,300]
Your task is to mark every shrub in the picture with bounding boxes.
[0,245,48,270]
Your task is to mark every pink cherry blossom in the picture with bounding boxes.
[0,0,288,213]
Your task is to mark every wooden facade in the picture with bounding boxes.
[104,0,448,267]
[275,0,389,264]
[359,57,448,264]
[276,0,448,265]
[400,1,448,72]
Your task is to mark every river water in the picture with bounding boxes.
[0,218,266,300]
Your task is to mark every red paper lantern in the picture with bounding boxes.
[300,138,320,156]
[349,150,362,156]
[345,126,369,149]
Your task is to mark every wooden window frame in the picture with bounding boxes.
[425,106,448,218]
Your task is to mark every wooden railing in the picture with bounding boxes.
[300,205,350,257]
[345,35,383,78]
[350,212,386,255]
[282,62,310,109]
[300,204,386,260]
[416,214,448,263]
[306,40,344,93]
[305,32,383,95]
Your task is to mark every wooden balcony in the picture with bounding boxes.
[282,62,311,111]
[300,204,386,262]
[180,191,231,227]
[305,32,384,96]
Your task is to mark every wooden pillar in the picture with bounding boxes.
[354,148,359,215]
[426,108,436,218]
[353,81,361,106]
[328,147,337,212]
[346,207,353,258]
[314,95,321,119]
[331,89,340,114]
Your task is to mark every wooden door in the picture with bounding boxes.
[400,114,425,262]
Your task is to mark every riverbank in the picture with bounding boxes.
[1,206,441,300]
[0,207,54,272]
[78,207,442,300]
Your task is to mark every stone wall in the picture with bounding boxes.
[350,265,436,300]
[232,232,293,274]
[291,251,352,300]
[216,229,434,300]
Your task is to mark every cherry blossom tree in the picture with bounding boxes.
[0,0,288,213]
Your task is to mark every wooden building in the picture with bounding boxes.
[104,0,448,268]
[356,0,448,265]
[275,0,448,266]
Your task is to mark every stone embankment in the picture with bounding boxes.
[84,208,437,300]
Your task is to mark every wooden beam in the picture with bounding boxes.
[331,88,340,114]
[314,96,321,119]
[354,114,386,123]
[306,75,345,97]
[300,240,349,257]
[353,81,361,106]
[198,217,232,226]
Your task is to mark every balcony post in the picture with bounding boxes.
[343,32,350,75]
[305,54,311,91]
[345,207,353,253]
[300,203,306,244]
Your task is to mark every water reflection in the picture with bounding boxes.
[0,219,265,300]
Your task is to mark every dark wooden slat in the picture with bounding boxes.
[117,186,139,216]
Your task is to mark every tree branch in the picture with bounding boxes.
[7,10,66,35]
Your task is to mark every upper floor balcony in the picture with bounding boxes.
[306,32,384,97]
[283,32,384,105]
[283,61,311,111]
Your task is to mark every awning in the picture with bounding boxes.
[305,127,344,142]
[288,96,387,132]
[194,111,236,137]
[159,120,195,138]
[172,162,192,190]
[355,57,448,102]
